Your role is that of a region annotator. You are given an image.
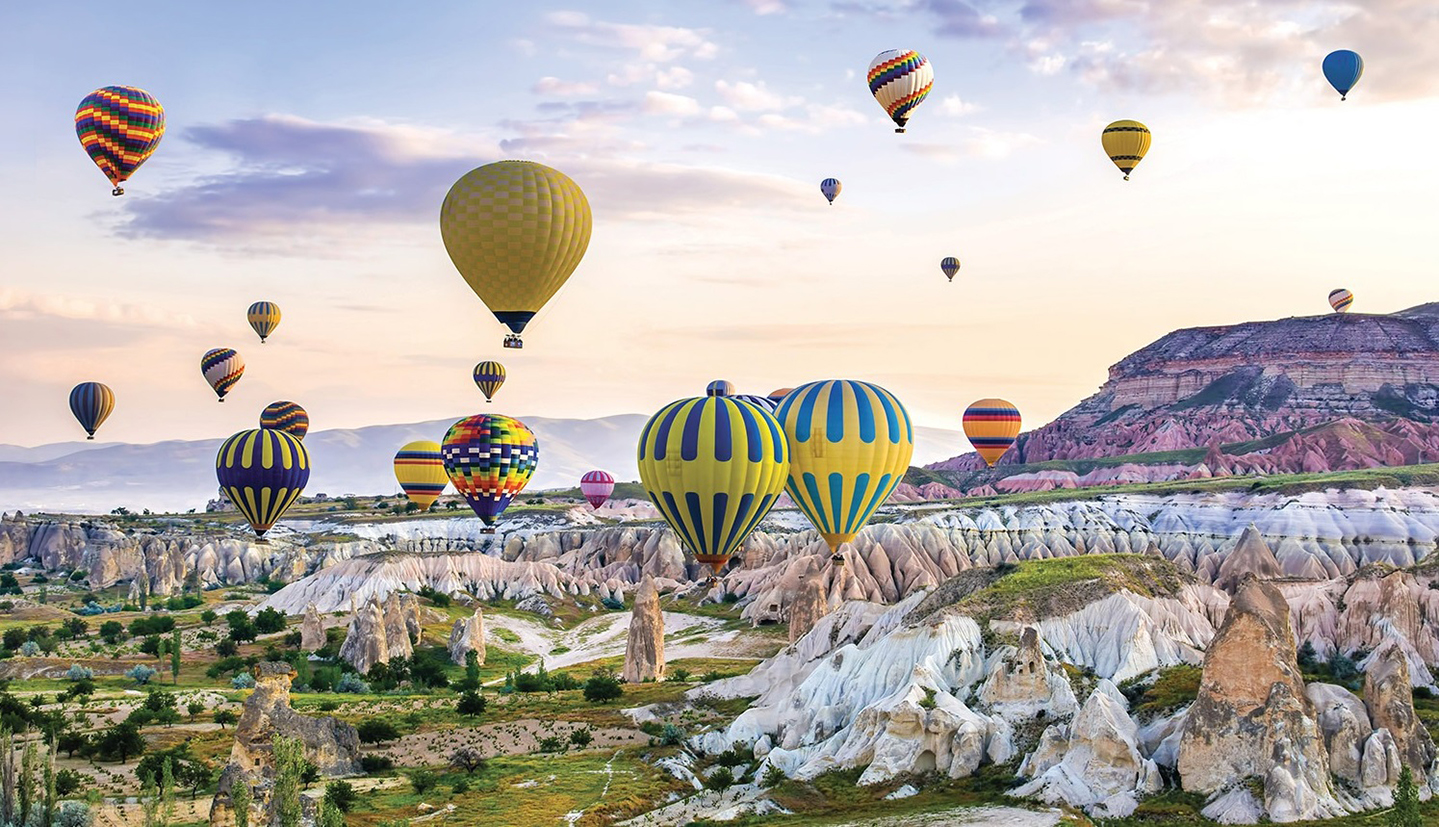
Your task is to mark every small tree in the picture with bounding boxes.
[214,709,238,728]
[407,769,437,795]
[316,799,345,827]
[457,692,487,717]
[583,668,623,704]
[125,665,158,686]
[569,728,593,748]
[272,735,305,827]
[323,780,358,812]
[356,719,399,743]
[170,628,182,683]
[187,700,205,722]
[231,781,252,827]
[449,746,487,775]
[1389,765,1422,827]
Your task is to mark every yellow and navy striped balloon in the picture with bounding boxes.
[773,380,914,557]
[1329,288,1354,313]
[1101,120,1151,180]
[473,361,506,403]
[638,396,790,575]
[962,398,1021,467]
[69,382,115,440]
[215,428,310,537]
[259,400,309,440]
[247,302,282,343]
[394,440,448,511]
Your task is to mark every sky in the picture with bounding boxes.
[3,0,1439,450]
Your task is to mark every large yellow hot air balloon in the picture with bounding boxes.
[773,380,914,563]
[637,396,790,576]
[394,441,448,511]
[439,161,592,349]
[1101,120,1150,180]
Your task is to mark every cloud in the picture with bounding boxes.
[900,127,1044,162]
[544,11,718,62]
[714,79,800,112]
[533,77,601,96]
[938,94,980,116]
[113,115,813,244]
[0,288,201,330]
[739,0,787,13]
[655,66,695,90]
[643,91,702,116]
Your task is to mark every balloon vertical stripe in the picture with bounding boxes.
[247,302,282,343]
[216,428,310,537]
[473,361,506,402]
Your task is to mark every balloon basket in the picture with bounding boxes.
[481,527,497,535]
[503,335,524,349]
[111,186,124,196]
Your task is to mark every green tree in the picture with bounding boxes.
[170,628,182,683]
[230,781,251,827]
[323,780,358,812]
[356,719,399,743]
[457,691,487,717]
[272,735,306,827]
[18,741,37,827]
[316,798,345,827]
[254,608,286,634]
[187,700,204,722]
[1389,765,1422,827]
[161,757,176,826]
[583,668,623,704]
[94,720,146,763]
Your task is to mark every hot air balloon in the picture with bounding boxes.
[1329,289,1354,313]
[580,470,616,509]
[867,50,933,133]
[215,428,310,538]
[637,396,789,576]
[201,348,244,402]
[733,394,779,413]
[773,380,913,563]
[441,414,539,532]
[247,302,281,344]
[1323,50,1364,100]
[963,399,1021,467]
[74,86,165,196]
[706,380,735,397]
[440,161,592,349]
[940,257,960,282]
[259,401,309,440]
[820,178,842,205]
[394,441,448,511]
[768,388,795,403]
[473,361,506,403]
[69,382,114,440]
[1101,120,1151,180]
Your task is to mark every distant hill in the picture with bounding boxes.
[926,303,1439,493]
[0,414,970,514]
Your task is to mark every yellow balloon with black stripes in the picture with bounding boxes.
[1101,120,1150,180]
[215,428,311,538]
[637,396,790,576]
[773,380,914,562]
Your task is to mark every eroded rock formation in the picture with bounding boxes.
[448,608,485,666]
[623,575,664,682]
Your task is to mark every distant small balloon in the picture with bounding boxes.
[963,399,1021,467]
[259,401,309,440]
[201,348,244,402]
[768,388,795,403]
[820,178,842,205]
[473,361,506,403]
[706,380,735,397]
[940,257,960,282]
[580,470,615,509]
[69,382,115,440]
[1101,120,1151,181]
[1329,289,1354,313]
[1322,50,1364,101]
[247,302,281,344]
[732,394,779,413]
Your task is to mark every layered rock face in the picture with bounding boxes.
[208,662,360,826]
[448,608,485,666]
[623,576,664,682]
[1176,579,1346,822]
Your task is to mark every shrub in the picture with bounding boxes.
[335,673,370,694]
[537,736,565,753]
[457,692,487,717]
[707,767,735,790]
[359,754,394,773]
[324,780,358,813]
[583,669,623,704]
[452,778,470,795]
[669,668,691,682]
[407,769,437,795]
[65,663,94,681]
[55,802,93,827]
[231,672,256,689]
[659,724,685,746]
[761,764,785,787]
[356,719,399,743]
[417,586,451,608]
[569,728,593,748]
[125,665,158,685]
[19,641,39,657]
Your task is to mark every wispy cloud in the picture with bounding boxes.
[900,127,1044,162]
[0,288,201,329]
[544,11,718,62]
[533,77,601,96]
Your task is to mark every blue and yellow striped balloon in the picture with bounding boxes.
[247,302,282,343]
[637,396,790,575]
[473,361,506,403]
[773,380,914,559]
[69,382,115,440]
[215,428,310,537]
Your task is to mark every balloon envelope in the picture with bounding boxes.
[439,161,592,345]
[216,428,310,537]
[473,361,506,403]
[442,414,539,526]
[706,380,735,397]
[69,382,115,439]
[1323,50,1364,100]
[201,348,244,401]
[247,302,281,343]
[732,394,778,413]
[259,401,309,440]
[820,178,842,204]
[963,398,1021,467]
[867,50,933,132]
[940,257,960,281]
[580,470,616,509]
[773,380,914,557]
[637,396,790,574]
[1329,289,1354,313]
[74,86,164,195]
[1101,120,1151,180]
[394,440,448,511]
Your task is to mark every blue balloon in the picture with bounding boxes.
[1323,50,1363,100]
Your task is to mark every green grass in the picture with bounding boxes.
[1122,664,1203,721]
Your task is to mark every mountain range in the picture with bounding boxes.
[0,414,971,514]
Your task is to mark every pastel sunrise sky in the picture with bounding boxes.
[4,0,1438,447]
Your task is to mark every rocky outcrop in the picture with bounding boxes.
[1176,579,1346,822]
[1013,681,1161,818]
[383,591,421,651]
[300,603,325,652]
[448,608,485,666]
[976,627,1077,721]
[788,576,826,644]
[208,662,360,826]
[1363,641,1437,777]
[337,596,410,674]
[1214,525,1283,593]
[623,576,664,683]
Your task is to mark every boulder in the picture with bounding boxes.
[623,575,664,682]
[448,608,486,666]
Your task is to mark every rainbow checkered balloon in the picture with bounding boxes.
[74,86,165,195]
[441,414,539,526]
